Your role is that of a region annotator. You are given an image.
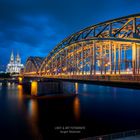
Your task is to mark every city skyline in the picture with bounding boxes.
[0,0,140,66]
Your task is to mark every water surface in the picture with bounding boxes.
[0,82,140,140]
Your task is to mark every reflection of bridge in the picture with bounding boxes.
[22,14,140,82]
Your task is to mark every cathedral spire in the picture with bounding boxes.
[16,52,19,59]
[16,52,21,64]
[10,50,14,63]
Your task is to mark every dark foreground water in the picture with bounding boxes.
[0,82,140,140]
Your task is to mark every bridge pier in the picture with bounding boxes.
[19,77,63,96]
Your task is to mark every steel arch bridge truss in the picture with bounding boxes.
[24,57,44,75]
[39,40,140,76]
[24,14,140,77]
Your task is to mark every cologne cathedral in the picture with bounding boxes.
[6,51,24,73]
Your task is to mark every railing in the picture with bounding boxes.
[22,73,140,83]
[81,129,140,140]
[39,74,140,82]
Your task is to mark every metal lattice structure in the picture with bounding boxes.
[24,57,44,75]
[24,14,140,77]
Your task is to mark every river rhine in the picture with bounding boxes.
[0,82,140,140]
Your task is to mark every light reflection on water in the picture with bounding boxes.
[73,96,80,121]
[17,84,42,140]
[28,99,38,122]
[28,99,43,140]
[17,85,23,109]
[7,82,15,89]
[75,82,78,94]
[18,85,23,98]
[83,84,87,92]
[0,81,140,139]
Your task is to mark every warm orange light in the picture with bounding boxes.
[75,82,78,94]
[18,84,23,101]
[73,97,80,121]
[31,81,38,96]
[29,99,38,120]
[18,77,22,83]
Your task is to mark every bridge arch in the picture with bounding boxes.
[24,57,44,75]
[39,14,140,76]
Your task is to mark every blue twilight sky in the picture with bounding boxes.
[0,0,140,69]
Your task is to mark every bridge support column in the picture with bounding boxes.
[109,41,112,74]
[90,44,93,75]
[118,44,121,74]
[124,47,127,72]
[137,45,140,74]
[77,46,80,75]
[65,48,68,75]
[72,45,75,75]
[104,45,106,75]
[93,41,96,75]
[132,43,137,75]
[114,44,116,74]
[85,46,88,75]
[100,44,103,75]
[82,43,84,75]
[74,45,78,75]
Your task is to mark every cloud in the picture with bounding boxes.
[0,0,140,69]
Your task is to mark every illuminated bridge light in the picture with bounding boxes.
[18,77,23,84]
[31,81,38,96]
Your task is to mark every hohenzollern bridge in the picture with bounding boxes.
[21,14,140,83]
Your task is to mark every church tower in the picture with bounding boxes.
[6,50,24,74]
[15,53,21,64]
[10,51,14,64]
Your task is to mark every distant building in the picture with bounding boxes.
[6,51,24,73]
